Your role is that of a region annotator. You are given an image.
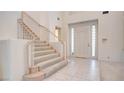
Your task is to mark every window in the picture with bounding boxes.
[71,28,74,55]
[91,25,96,57]
[55,28,59,41]
[54,27,61,42]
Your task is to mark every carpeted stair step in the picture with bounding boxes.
[35,43,49,47]
[34,49,56,57]
[44,60,68,78]
[23,71,45,81]
[34,53,59,64]
[34,46,52,51]
[34,41,46,43]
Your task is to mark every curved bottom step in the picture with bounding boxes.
[23,71,45,81]
[44,60,68,78]
[23,60,68,81]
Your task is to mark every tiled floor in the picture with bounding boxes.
[100,61,124,81]
[44,58,124,81]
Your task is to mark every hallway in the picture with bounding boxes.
[44,58,124,81]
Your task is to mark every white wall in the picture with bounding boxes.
[26,11,49,28]
[0,11,62,41]
[0,39,29,80]
[23,11,48,41]
[0,12,21,40]
[63,11,124,62]
[26,11,64,42]
[0,40,10,80]
[99,12,124,62]
[48,11,64,42]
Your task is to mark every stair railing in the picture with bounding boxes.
[17,19,40,40]
[18,11,67,69]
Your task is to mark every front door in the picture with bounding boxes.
[74,24,90,58]
[70,21,98,59]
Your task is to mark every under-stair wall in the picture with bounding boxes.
[0,39,29,80]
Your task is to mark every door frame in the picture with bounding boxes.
[68,19,98,60]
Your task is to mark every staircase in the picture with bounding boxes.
[18,12,67,80]
[23,41,67,80]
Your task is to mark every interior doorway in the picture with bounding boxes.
[69,20,98,59]
[54,26,61,41]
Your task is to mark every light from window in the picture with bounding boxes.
[55,29,59,41]
[71,28,74,55]
[91,25,96,57]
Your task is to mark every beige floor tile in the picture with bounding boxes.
[44,58,124,81]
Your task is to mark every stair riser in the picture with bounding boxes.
[34,40,46,43]
[34,43,48,45]
[34,47,52,51]
[34,54,59,64]
[23,76,44,81]
[44,62,67,78]
[23,72,45,81]
[23,36,39,40]
[35,44,49,47]
[34,43,47,45]
[28,67,40,74]
[34,51,55,57]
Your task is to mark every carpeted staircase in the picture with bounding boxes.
[23,41,67,80]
